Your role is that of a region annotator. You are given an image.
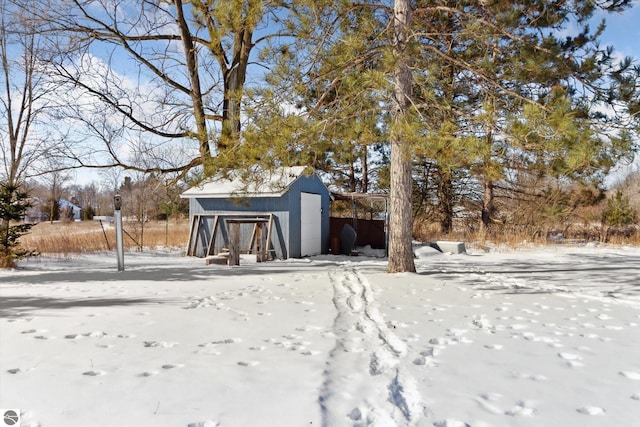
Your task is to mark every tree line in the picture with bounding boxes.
[2,0,639,270]
[22,173,188,223]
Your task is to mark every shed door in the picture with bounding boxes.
[300,192,322,257]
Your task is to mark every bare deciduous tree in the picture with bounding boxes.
[0,0,55,187]
[22,0,300,178]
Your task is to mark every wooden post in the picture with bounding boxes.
[228,221,240,266]
[186,214,200,256]
[266,214,274,260]
[248,223,257,253]
[255,223,265,262]
[206,215,220,256]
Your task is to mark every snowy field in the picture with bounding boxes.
[1,244,639,427]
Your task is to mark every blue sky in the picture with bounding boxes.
[595,1,640,60]
[595,1,640,183]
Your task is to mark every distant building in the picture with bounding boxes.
[58,199,81,221]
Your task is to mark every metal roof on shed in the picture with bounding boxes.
[181,166,310,199]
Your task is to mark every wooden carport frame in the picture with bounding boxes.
[186,212,275,260]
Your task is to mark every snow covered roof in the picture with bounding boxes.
[181,166,311,199]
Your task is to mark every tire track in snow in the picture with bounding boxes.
[319,268,428,426]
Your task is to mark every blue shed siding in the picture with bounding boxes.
[286,174,330,256]
[187,173,330,259]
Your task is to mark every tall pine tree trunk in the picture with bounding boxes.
[388,0,415,273]
[221,67,244,151]
[220,23,252,153]
[481,180,494,233]
[361,148,369,193]
[438,171,454,233]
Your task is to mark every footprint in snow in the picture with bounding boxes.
[369,349,397,375]
[413,355,438,367]
[429,337,450,346]
[420,347,438,357]
[82,370,106,376]
[619,371,640,380]
[558,352,584,367]
[139,371,159,377]
[343,343,365,353]
[453,336,473,344]
[348,408,363,421]
[511,372,548,381]
[473,395,502,415]
[296,325,322,332]
[282,334,302,340]
[509,324,528,331]
[631,393,640,400]
[96,344,114,349]
[577,406,606,415]
[484,344,504,350]
[471,315,491,329]
[214,338,242,344]
[162,364,184,369]
[83,331,107,338]
[237,361,260,367]
[194,349,222,356]
[187,421,219,427]
[479,392,502,401]
[505,401,537,417]
[144,341,179,348]
[433,419,470,427]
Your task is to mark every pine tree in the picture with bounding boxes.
[0,183,33,268]
[409,1,639,235]
[602,189,636,228]
[256,0,639,271]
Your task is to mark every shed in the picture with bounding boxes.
[181,166,331,260]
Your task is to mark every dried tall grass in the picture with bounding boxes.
[16,216,638,258]
[414,220,640,250]
[19,220,190,256]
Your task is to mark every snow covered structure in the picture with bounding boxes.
[58,199,81,221]
[181,166,331,259]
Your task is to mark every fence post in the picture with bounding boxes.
[114,194,125,272]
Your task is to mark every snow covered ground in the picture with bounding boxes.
[1,244,639,427]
